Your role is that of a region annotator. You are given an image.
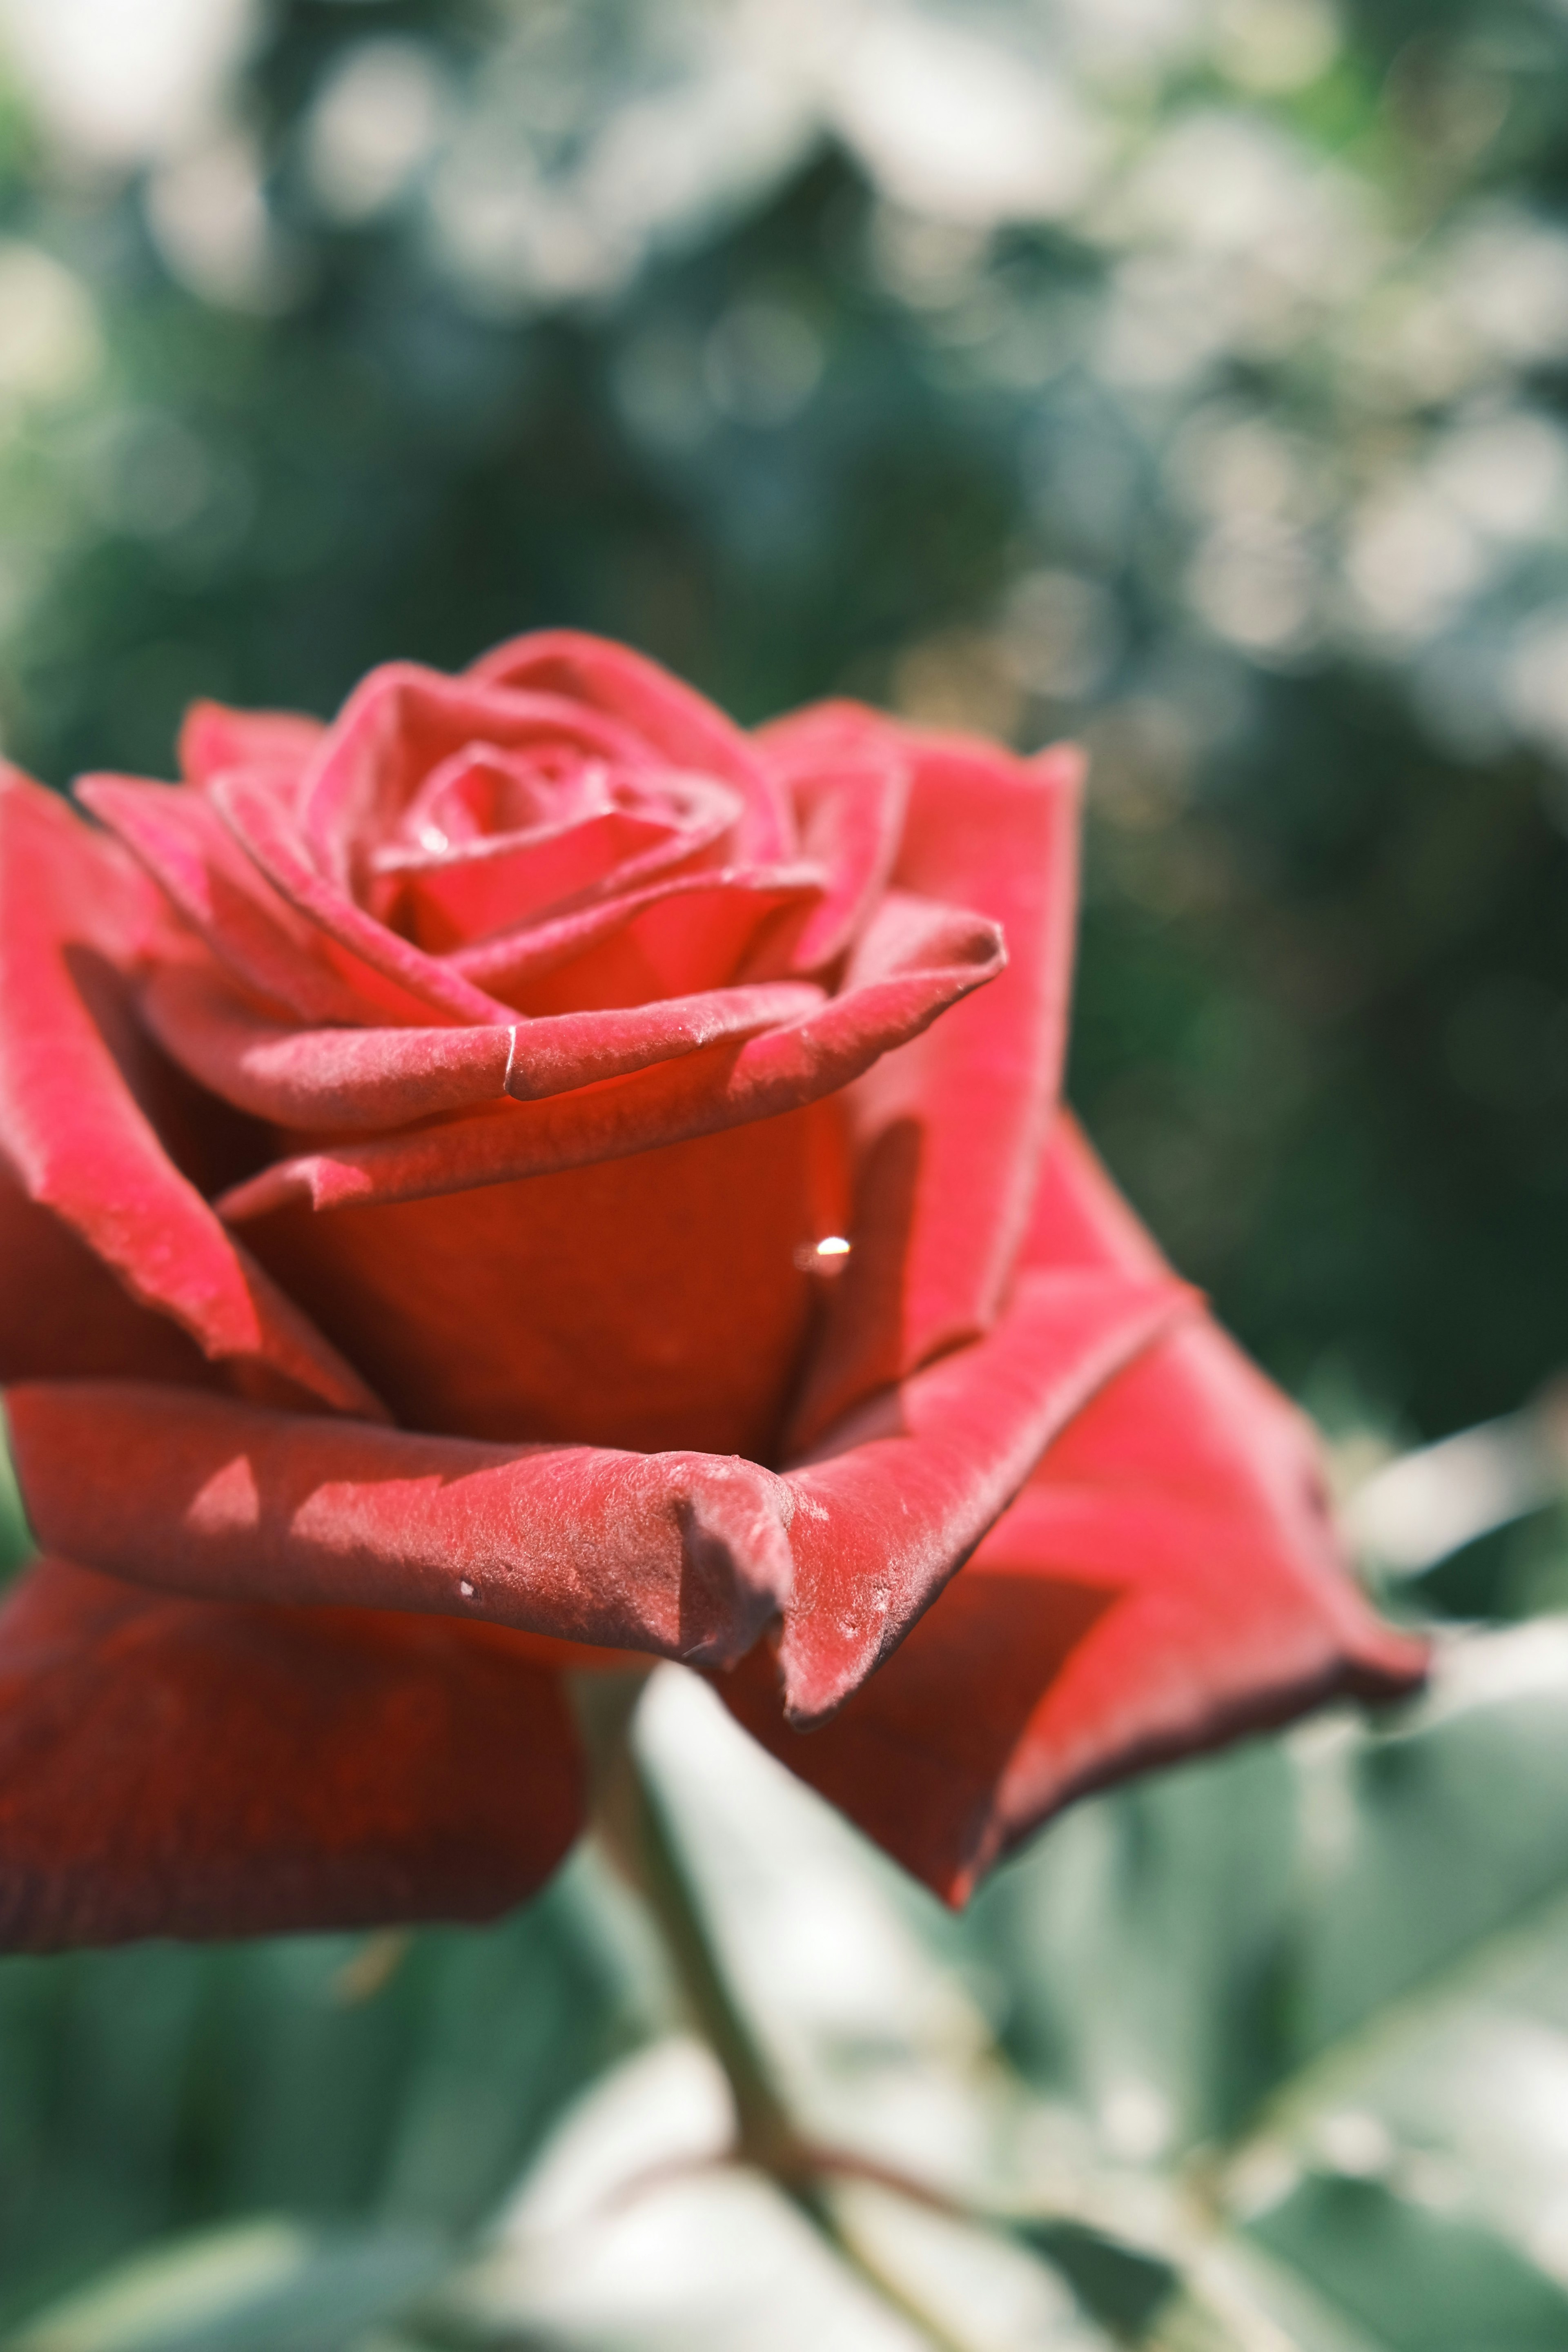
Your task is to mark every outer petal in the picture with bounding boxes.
[0,1557,582,1948]
[0,1161,216,1388]
[214,890,1002,1221]
[471,630,792,862]
[776,1268,1194,1724]
[0,772,382,1417]
[763,708,1082,1448]
[179,699,327,793]
[5,1383,795,1667]
[722,1118,1428,1901]
[142,964,823,1132]
[76,775,377,1025]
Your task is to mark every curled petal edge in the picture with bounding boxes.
[3,1384,796,1669]
[215,893,1004,1221]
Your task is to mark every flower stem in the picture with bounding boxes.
[569,1670,990,2352]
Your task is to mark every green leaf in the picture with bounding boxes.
[3,2220,446,2352]
[0,1404,36,1586]
[1247,2175,1568,2352]
[1014,2221,1178,2339]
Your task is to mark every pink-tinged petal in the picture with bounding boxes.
[141,964,514,1130]
[235,1103,840,1460]
[775,1269,1194,1727]
[0,772,383,1417]
[78,775,374,1025]
[214,891,1002,1222]
[470,630,793,861]
[296,663,653,877]
[0,1556,583,1949]
[763,706,1082,1449]
[448,861,824,1009]
[386,806,703,953]
[722,1120,1428,1901]
[210,772,517,1025]
[142,964,828,1132]
[764,745,911,975]
[5,1382,794,1666]
[178,699,326,792]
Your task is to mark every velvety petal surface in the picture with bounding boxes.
[0,772,381,1417]
[762,708,1082,1447]
[214,889,1001,1221]
[722,1118,1429,1900]
[5,1381,795,1664]
[179,698,327,792]
[775,1268,1194,1725]
[77,774,377,1025]
[0,1556,583,1949]
[231,1104,842,1458]
[142,963,823,1132]
[470,630,792,862]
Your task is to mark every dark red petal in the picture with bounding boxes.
[142,964,825,1132]
[0,1160,216,1388]
[232,1102,840,1459]
[776,1268,1193,1725]
[0,771,381,1417]
[470,630,793,862]
[764,708,1082,1448]
[179,699,327,792]
[210,772,517,1025]
[77,774,374,1025]
[0,1556,583,1949]
[722,1120,1428,1901]
[6,1381,795,1666]
[214,889,1001,1222]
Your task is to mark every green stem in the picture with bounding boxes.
[568,1670,990,2352]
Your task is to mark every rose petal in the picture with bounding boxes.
[775,1267,1194,1726]
[211,771,518,1025]
[141,964,826,1132]
[295,663,655,880]
[471,629,793,861]
[78,775,374,1025]
[773,750,910,974]
[214,891,1002,1221]
[448,861,825,1009]
[763,708,1082,1448]
[385,804,710,952]
[0,772,383,1417]
[722,1118,1428,1900]
[0,1159,216,1388]
[179,699,327,793]
[5,1381,795,1666]
[0,1556,582,1948]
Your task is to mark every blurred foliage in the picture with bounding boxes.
[16,1617,1568,2349]
[7,0,1568,2341]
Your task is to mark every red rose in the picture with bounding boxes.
[0,632,1423,1942]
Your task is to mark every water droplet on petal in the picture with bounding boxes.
[793,1234,853,1275]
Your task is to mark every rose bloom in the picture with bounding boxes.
[0,632,1423,1944]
